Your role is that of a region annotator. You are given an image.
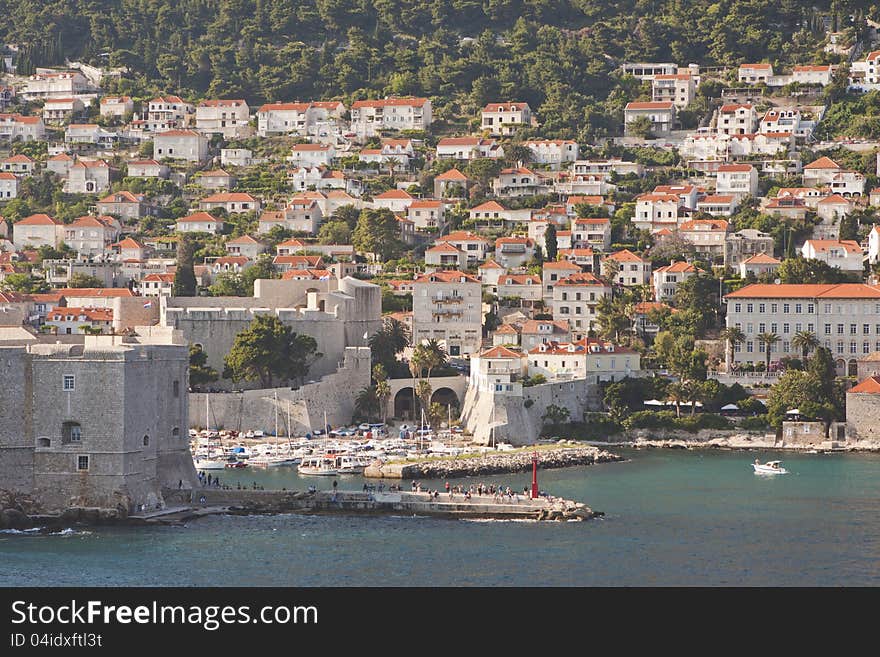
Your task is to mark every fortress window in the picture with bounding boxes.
[143,435,150,446]
[63,374,75,391]
[173,380,180,397]
[77,455,89,471]
[62,422,82,444]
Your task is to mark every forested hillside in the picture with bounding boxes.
[0,0,877,138]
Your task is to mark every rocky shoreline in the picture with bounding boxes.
[365,443,624,479]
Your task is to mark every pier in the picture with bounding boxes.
[139,487,600,523]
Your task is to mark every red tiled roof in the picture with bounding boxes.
[726,284,880,299]
[849,376,880,394]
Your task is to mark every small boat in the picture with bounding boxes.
[752,460,788,475]
[298,456,339,476]
[225,460,248,469]
[335,454,365,475]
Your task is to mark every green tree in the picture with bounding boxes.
[223,315,320,388]
[0,273,49,294]
[368,318,410,374]
[352,208,402,261]
[627,116,654,139]
[373,364,391,425]
[173,234,197,296]
[757,332,780,371]
[720,326,746,369]
[776,257,857,284]
[354,386,380,422]
[791,330,819,360]
[209,272,247,296]
[318,220,352,245]
[241,255,278,293]
[544,223,558,261]
[189,344,219,387]
[67,274,104,288]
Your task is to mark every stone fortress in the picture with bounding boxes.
[0,329,196,515]
[161,276,381,384]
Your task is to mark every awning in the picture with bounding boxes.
[721,403,739,411]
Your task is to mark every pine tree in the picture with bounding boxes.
[545,223,558,261]
[173,235,197,296]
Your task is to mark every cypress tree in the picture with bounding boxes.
[173,235,197,296]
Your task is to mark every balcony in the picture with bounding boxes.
[433,296,463,303]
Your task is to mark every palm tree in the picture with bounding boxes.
[416,379,433,422]
[421,338,448,378]
[791,330,819,361]
[720,326,746,371]
[354,386,380,422]
[757,332,780,372]
[373,364,391,425]
[408,346,427,421]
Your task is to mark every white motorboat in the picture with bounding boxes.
[334,454,366,475]
[752,460,788,475]
[298,456,339,476]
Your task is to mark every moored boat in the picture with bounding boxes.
[298,456,339,476]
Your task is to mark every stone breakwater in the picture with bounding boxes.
[364,445,623,480]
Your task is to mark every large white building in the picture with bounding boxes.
[551,272,611,339]
[716,163,758,199]
[725,283,880,375]
[651,73,695,108]
[412,270,482,356]
[527,338,641,384]
[350,97,432,137]
[196,99,250,139]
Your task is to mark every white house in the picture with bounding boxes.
[624,101,675,136]
[21,71,89,100]
[497,274,542,304]
[196,99,250,139]
[176,212,225,234]
[803,156,842,186]
[551,272,611,339]
[371,189,414,213]
[652,261,697,300]
[571,217,612,251]
[153,129,209,162]
[424,242,467,270]
[288,143,335,168]
[716,163,758,199]
[494,237,535,269]
[436,137,503,160]
[100,95,134,118]
[42,97,85,123]
[407,200,445,231]
[0,113,45,141]
[221,148,253,168]
[64,215,120,257]
[523,140,579,168]
[791,65,833,86]
[2,154,35,177]
[225,235,266,260]
[350,97,432,137]
[436,231,492,264]
[0,171,18,199]
[481,102,532,136]
[604,249,651,287]
[633,192,682,232]
[739,253,781,278]
[695,194,738,217]
[527,339,641,384]
[679,219,730,259]
[801,240,863,273]
[256,102,312,137]
[96,191,151,221]
[651,73,695,108]
[716,104,757,135]
[412,270,482,357]
[198,192,260,214]
[65,159,111,194]
[13,214,64,249]
[126,159,169,179]
[145,96,194,132]
[738,63,773,83]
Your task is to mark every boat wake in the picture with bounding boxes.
[0,527,92,536]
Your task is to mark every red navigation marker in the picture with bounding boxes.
[531,450,539,499]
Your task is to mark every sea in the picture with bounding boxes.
[2,448,880,587]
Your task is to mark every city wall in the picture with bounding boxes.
[188,347,371,434]
[461,377,602,446]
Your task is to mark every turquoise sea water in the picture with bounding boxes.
[2,448,880,586]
